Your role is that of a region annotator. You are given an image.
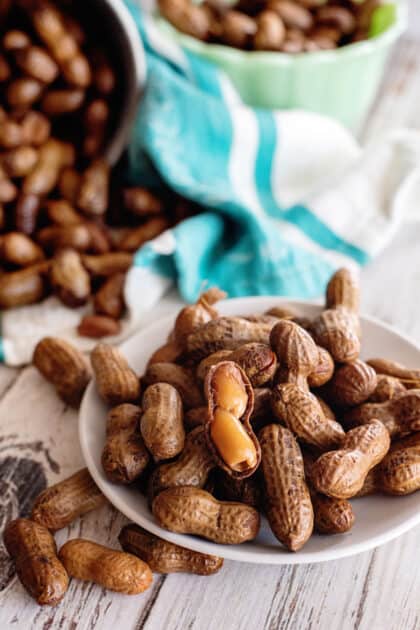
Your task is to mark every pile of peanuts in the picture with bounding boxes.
[0,0,188,338]
[3,268,419,607]
[158,0,383,52]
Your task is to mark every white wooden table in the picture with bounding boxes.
[1,5,420,629]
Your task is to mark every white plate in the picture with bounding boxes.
[79,297,420,565]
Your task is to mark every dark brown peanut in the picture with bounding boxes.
[37,224,91,252]
[270,319,319,389]
[45,199,82,226]
[102,404,149,484]
[369,375,406,403]
[41,89,85,116]
[6,78,44,108]
[31,468,106,531]
[118,217,170,252]
[14,193,40,233]
[153,486,260,544]
[214,470,261,508]
[78,314,121,338]
[33,336,91,407]
[58,167,80,205]
[119,524,223,575]
[259,424,313,551]
[91,343,140,406]
[141,383,185,461]
[81,252,133,277]
[3,518,68,606]
[59,539,152,594]
[83,99,109,157]
[148,426,215,500]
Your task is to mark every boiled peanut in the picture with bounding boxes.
[33,337,91,407]
[81,252,133,277]
[254,10,285,50]
[78,314,121,338]
[196,350,232,382]
[316,5,356,35]
[343,390,420,438]
[124,187,164,217]
[271,383,344,450]
[152,486,260,544]
[174,287,226,348]
[311,420,390,499]
[83,99,109,158]
[369,375,406,403]
[0,263,47,308]
[326,268,360,313]
[41,89,85,116]
[141,383,185,461]
[15,46,59,83]
[1,146,38,178]
[159,0,211,40]
[268,0,313,30]
[187,316,272,360]
[91,343,140,405]
[21,110,51,146]
[59,539,152,594]
[214,470,261,508]
[324,360,377,407]
[358,433,420,496]
[45,199,82,226]
[37,223,91,252]
[6,78,44,108]
[229,343,278,387]
[118,217,170,252]
[0,232,44,267]
[31,468,106,531]
[184,406,207,430]
[23,139,75,196]
[311,308,361,364]
[77,159,109,216]
[14,193,40,233]
[367,357,420,387]
[119,524,223,575]
[102,404,149,484]
[94,272,125,319]
[3,518,68,606]
[270,319,319,389]
[50,248,90,307]
[148,426,215,500]
[58,167,80,205]
[221,10,257,48]
[143,362,204,409]
[307,347,335,388]
[259,424,313,551]
[147,340,183,366]
[205,361,260,478]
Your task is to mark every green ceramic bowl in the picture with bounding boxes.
[156,2,406,129]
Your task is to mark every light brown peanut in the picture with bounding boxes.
[221,10,257,48]
[59,539,152,595]
[307,346,335,388]
[254,10,286,50]
[148,426,215,500]
[50,248,90,307]
[37,223,91,252]
[23,139,75,196]
[6,77,44,108]
[271,384,344,451]
[312,268,361,363]
[14,193,40,233]
[369,375,406,403]
[119,524,223,575]
[159,0,211,40]
[77,159,109,216]
[15,45,59,83]
[81,252,133,277]
[205,361,260,478]
[31,468,106,531]
[124,187,164,218]
[118,217,170,252]
[186,316,273,361]
[33,336,91,407]
[1,146,38,178]
[324,360,377,408]
[45,199,82,226]
[143,362,204,409]
[83,99,109,158]
[367,357,420,388]
[152,486,260,544]
[174,287,226,349]
[3,518,68,606]
[91,343,140,405]
[102,404,149,484]
[357,433,420,496]
[259,424,313,551]
[311,420,390,499]
[0,262,47,308]
[21,110,51,146]
[270,319,319,389]
[41,89,85,116]
[141,383,185,461]
[343,390,420,438]
[0,232,45,267]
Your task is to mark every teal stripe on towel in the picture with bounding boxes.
[253,110,368,266]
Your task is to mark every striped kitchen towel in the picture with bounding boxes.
[2,1,420,365]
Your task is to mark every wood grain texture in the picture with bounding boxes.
[1,2,420,628]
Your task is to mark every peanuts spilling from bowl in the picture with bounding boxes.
[4,267,420,606]
[158,0,386,53]
[0,0,195,337]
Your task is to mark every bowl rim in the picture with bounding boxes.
[101,0,147,165]
[155,0,407,66]
[79,295,420,566]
